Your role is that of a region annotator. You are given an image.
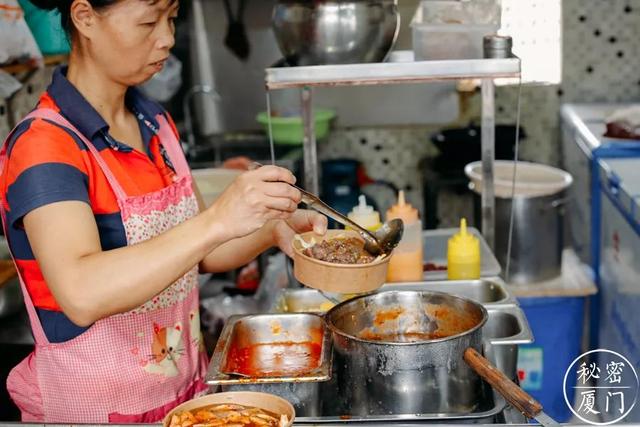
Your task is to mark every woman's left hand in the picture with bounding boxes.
[272,210,328,257]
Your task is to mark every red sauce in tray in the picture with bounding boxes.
[224,341,322,377]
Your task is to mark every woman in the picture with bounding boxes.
[0,0,326,422]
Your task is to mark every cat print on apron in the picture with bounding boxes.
[1,108,209,423]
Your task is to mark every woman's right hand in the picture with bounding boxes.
[208,165,302,240]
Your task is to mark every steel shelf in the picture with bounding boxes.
[264,51,521,249]
[266,55,520,89]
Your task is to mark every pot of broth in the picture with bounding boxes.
[324,290,487,416]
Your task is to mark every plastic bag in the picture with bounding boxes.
[0,0,43,67]
[0,70,22,98]
[138,54,182,102]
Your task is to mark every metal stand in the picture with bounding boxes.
[265,53,520,247]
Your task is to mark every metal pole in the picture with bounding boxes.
[301,86,319,193]
[481,78,495,249]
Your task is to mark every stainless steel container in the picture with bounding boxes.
[482,307,533,380]
[271,277,517,314]
[272,0,400,66]
[493,193,566,284]
[206,313,332,417]
[466,161,573,284]
[325,291,488,416]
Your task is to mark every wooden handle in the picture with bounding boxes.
[464,347,543,418]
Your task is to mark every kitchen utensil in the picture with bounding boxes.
[207,313,332,417]
[466,161,573,284]
[162,391,295,427]
[223,0,250,61]
[251,162,404,256]
[324,290,488,415]
[292,230,391,293]
[464,348,561,427]
[272,0,400,66]
[298,187,403,256]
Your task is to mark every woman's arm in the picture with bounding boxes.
[23,166,301,327]
[192,181,328,273]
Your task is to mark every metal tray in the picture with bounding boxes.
[422,228,501,280]
[295,362,506,424]
[380,278,517,307]
[206,313,333,385]
[271,278,517,314]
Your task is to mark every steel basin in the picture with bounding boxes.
[272,0,400,66]
[325,290,488,416]
[206,313,332,417]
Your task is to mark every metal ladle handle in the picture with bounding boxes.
[249,162,380,252]
[296,186,379,248]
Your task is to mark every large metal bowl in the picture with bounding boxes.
[272,0,400,66]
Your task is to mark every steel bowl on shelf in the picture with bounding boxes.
[272,0,400,66]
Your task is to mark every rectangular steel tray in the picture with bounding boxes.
[271,278,517,314]
[206,313,333,385]
[422,228,501,280]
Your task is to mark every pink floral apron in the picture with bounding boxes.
[0,108,209,423]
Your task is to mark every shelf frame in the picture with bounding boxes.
[264,54,522,249]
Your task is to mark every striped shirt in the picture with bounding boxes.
[1,66,181,343]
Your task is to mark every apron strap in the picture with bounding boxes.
[154,114,191,179]
[22,109,129,201]
[0,108,130,345]
[0,118,49,344]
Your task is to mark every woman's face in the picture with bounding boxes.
[84,0,178,86]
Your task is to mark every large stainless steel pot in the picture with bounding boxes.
[325,290,488,415]
[466,161,573,284]
[272,0,400,66]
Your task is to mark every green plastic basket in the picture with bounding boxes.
[256,109,336,145]
[18,0,70,55]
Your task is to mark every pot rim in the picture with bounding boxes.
[324,290,488,346]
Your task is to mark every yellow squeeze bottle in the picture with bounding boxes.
[447,218,481,280]
[386,191,423,282]
[347,195,382,231]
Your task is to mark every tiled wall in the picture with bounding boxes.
[320,0,640,226]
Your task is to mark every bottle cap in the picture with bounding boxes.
[386,190,419,224]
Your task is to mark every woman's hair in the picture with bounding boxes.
[29,0,117,34]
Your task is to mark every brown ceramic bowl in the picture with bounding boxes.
[163,391,295,427]
[292,230,390,294]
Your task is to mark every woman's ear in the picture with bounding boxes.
[69,0,97,38]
